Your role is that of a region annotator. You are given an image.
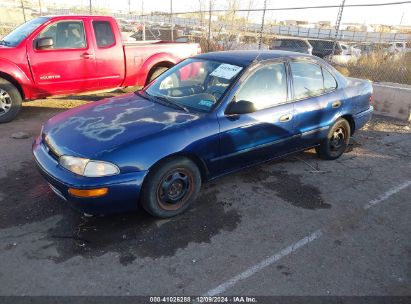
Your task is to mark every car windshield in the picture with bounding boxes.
[0,17,49,47]
[144,58,244,112]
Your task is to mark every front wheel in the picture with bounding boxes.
[140,157,201,218]
[316,118,351,160]
[0,78,22,123]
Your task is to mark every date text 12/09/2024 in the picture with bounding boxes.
[149,296,257,303]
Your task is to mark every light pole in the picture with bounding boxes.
[332,0,346,55]
[208,0,212,51]
[89,0,92,15]
[259,0,267,50]
[170,0,174,41]
[20,0,26,22]
[141,0,145,40]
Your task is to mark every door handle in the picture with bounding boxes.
[332,101,342,108]
[279,114,293,122]
[80,53,96,59]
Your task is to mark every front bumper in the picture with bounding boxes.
[32,136,148,215]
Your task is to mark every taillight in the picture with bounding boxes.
[369,94,373,105]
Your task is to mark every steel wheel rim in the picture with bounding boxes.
[156,168,194,211]
[0,89,12,116]
[330,127,346,151]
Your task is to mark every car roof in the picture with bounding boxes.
[193,50,312,66]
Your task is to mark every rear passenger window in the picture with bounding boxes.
[236,63,287,110]
[290,62,323,99]
[93,21,115,47]
[322,68,337,92]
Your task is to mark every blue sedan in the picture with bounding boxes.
[33,51,373,218]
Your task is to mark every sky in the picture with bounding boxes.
[41,0,411,26]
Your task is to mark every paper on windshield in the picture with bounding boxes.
[210,64,243,80]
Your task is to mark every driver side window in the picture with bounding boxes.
[236,63,287,110]
[38,21,86,50]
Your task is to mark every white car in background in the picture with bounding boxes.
[387,42,411,54]
[325,43,361,66]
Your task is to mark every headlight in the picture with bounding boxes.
[59,155,120,177]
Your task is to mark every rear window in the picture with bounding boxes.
[93,21,115,47]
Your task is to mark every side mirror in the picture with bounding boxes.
[36,37,54,50]
[226,100,256,115]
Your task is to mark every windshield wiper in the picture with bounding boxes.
[154,95,190,113]
[141,91,189,113]
[0,40,10,46]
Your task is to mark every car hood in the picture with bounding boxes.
[43,93,201,158]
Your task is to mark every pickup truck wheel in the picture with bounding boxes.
[147,67,169,84]
[0,78,22,123]
[141,157,201,218]
[315,118,351,160]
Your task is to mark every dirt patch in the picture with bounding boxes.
[0,161,241,264]
[261,170,330,210]
[235,165,329,210]
[0,162,65,229]
[45,186,241,264]
[346,138,362,153]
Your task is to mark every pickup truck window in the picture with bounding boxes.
[236,63,287,110]
[0,17,49,47]
[93,21,115,47]
[38,21,86,49]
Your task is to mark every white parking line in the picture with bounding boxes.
[364,180,411,210]
[203,181,410,296]
[203,230,323,296]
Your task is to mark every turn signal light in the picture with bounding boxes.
[68,188,108,198]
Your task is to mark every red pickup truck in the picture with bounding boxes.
[0,15,201,122]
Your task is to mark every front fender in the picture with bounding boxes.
[0,58,34,99]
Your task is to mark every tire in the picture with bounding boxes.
[140,157,202,218]
[315,118,351,160]
[147,66,169,84]
[0,78,22,123]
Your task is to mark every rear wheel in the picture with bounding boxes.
[316,118,350,160]
[147,66,169,85]
[0,78,22,123]
[140,157,201,218]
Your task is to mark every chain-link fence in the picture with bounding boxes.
[1,0,411,84]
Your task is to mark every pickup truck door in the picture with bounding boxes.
[214,62,296,174]
[90,18,125,88]
[27,18,99,95]
[289,60,342,148]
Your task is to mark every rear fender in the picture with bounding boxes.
[139,53,179,86]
